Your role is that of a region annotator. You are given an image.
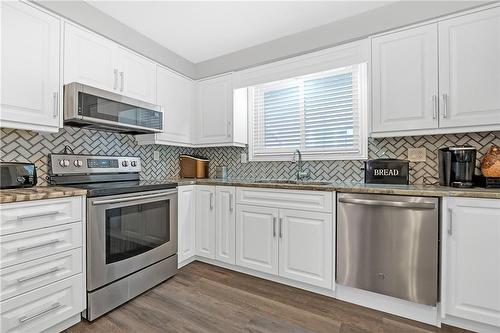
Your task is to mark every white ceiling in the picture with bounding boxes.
[86,1,395,63]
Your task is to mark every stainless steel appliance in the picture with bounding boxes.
[0,162,37,188]
[438,146,477,188]
[49,154,177,320]
[337,193,439,306]
[64,82,163,134]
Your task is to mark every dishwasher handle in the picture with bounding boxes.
[338,197,436,209]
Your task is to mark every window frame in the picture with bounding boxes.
[248,63,368,162]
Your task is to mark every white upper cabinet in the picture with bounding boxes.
[1,1,61,133]
[115,47,156,104]
[371,6,500,137]
[371,24,439,133]
[136,66,194,146]
[194,74,247,147]
[442,197,500,329]
[196,74,234,144]
[64,23,116,93]
[438,7,500,129]
[64,23,156,104]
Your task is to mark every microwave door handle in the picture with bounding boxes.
[92,190,177,205]
[338,197,436,209]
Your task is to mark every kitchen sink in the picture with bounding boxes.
[254,179,331,185]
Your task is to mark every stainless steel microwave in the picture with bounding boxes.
[63,82,163,134]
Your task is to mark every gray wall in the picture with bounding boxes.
[195,1,491,78]
[34,0,197,78]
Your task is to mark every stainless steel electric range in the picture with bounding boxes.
[49,153,178,321]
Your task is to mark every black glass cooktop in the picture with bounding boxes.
[65,179,177,197]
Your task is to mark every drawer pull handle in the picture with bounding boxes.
[17,211,61,220]
[17,239,61,252]
[17,267,59,283]
[18,302,62,324]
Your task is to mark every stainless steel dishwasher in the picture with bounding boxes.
[337,193,439,306]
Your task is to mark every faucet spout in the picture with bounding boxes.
[292,149,309,181]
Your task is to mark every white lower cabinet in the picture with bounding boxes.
[0,196,86,333]
[178,186,196,264]
[278,209,333,289]
[195,185,216,259]
[442,197,500,330]
[215,186,236,264]
[235,205,279,275]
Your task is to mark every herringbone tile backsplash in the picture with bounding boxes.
[1,127,499,185]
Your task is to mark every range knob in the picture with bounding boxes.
[121,161,128,167]
[73,160,83,167]
[59,159,70,167]
[131,161,137,167]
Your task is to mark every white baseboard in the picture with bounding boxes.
[443,315,500,333]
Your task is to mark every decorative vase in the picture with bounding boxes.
[481,145,500,177]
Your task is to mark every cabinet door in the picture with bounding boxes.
[371,24,439,133]
[439,7,500,128]
[278,209,332,288]
[1,1,60,132]
[178,186,196,264]
[235,205,278,275]
[443,198,500,327]
[116,47,157,104]
[195,186,216,259]
[196,74,233,144]
[157,66,194,144]
[64,23,116,92]
[215,186,236,264]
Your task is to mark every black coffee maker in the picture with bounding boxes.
[438,146,477,188]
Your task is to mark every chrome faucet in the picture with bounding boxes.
[292,149,310,181]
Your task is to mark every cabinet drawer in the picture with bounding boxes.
[0,197,83,236]
[236,188,333,213]
[0,274,84,333]
[0,248,82,301]
[0,223,83,269]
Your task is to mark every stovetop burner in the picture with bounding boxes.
[67,179,178,197]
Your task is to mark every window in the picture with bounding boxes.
[248,64,367,161]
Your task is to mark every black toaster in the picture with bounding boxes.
[0,162,37,189]
[364,159,409,185]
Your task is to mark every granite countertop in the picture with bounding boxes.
[174,178,500,199]
[0,186,88,204]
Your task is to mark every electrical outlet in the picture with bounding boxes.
[408,148,426,162]
[240,153,248,164]
[153,151,160,161]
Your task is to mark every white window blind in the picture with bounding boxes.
[249,64,367,161]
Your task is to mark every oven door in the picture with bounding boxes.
[87,189,177,291]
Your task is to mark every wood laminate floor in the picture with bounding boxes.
[66,261,471,333]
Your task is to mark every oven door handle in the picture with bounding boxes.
[92,190,176,205]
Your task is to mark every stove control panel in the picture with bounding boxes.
[49,154,141,175]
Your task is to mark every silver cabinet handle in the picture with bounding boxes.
[92,190,177,205]
[17,267,59,283]
[447,208,453,235]
[338,197,436,209]
[279,218,283,238]
[17,210,60,220]
[272,217,277,237]
[432,95,437,119]
[229,193,233,212]
[17,239,60,252]
[18,302,62,324]
[113,69,118,90]
[227,121,232,137]
[120,71,124,92]
[52,92,58,118]
[442,93,448,118]
[210,192,214,210]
